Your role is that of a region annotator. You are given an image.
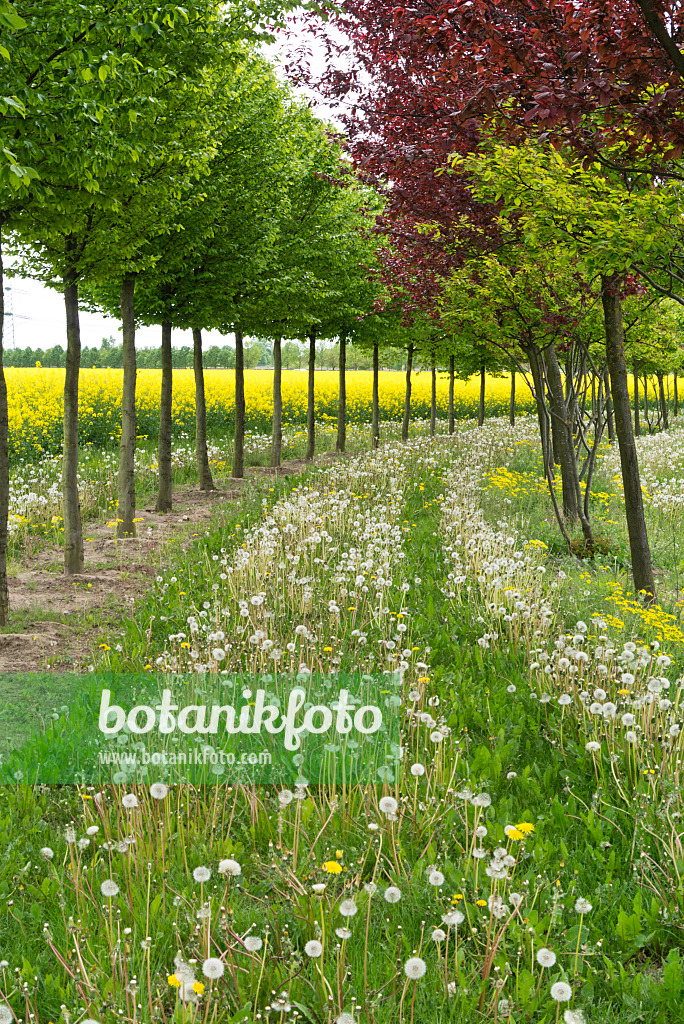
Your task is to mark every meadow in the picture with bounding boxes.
[3,379,684,1023]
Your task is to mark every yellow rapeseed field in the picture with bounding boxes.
[8,367,533,461]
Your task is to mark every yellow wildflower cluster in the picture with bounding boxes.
[605,580,684,648]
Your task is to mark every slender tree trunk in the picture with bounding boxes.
[478,364,485,426]
[271,335,282,468]
[448,354,455,434]
[402,342,413,442]
[117,276,137,538]
[643,373,650,431]
[509,369,516,427]
[0,229,10,624]
[372,342,380,449]
[156,321,173,511]
[62,248,84,573]
[336,332,346,452]
[633,364,640,436]
[430,354,436,436]
[602,276,656,600]
[604,365,615,442]
[233,328,245,478]
[674,371,679,417]
[306,331,316,461]
[193,327,215,491]
[658,371,669,430]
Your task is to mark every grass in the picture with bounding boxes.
[2,416,684,1022]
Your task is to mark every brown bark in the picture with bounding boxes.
[117,276,137,538]
[448,354,455,434]
[156,321,173,511]
[602,276,656,600]
[478,364,485,426]
[658,371,669,430]
[430,354,436,436]
[0,229,9,624]
[193,327,215,491]
[306,331,316,461]
[402,343,413,442]
[336,333,346,452]
[62,243,84,573]
[509,369,516,427]
[271,335,282,468]
[633,364,640,436]
[232,328,245,478]
[675,372,679,417]
[372,342,379,449]
[604,365,615,442]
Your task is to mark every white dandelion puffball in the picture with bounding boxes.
[278,789,294,806]
[550,982,573,1002]
[100,879,119,898]
[40,847,54,860]
[122,793,139,809]
[336,1015,356,1024]
[244,936,263,952]
[336,927,352,939]
[305,940,323,957]
[339,899,358,917]
[379,795,398,815]
[312,883,327,894]
[585,741,601,753]
[193,866,211,883]
[86,825,99,836]
[536,948,557,968]
[218,858,242,876]
[428,870,445,886]
[404,957,427,979]
[202,957,225,979]
[431,928,447,943]
[178,982,197,1003]
[149,782,169,800]
[0,1010,14,1024]
[384,886,402,903]
[625,731,637,744]
[442,909,464,926]
[575,897,593,914]
[410,763,425,776]
[564,1010,586,1024]
[472,792,492,807]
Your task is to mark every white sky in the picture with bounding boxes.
[3,16,339,351]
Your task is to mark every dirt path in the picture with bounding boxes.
[0,456,329,672]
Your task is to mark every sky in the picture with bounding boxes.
[3,14,341,351]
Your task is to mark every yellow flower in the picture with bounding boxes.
[507,828,525,841]
[451,894,464,902]
[322,860,343,874]
[192,982,205,995]
[476,899,487,907]
[335,850,343,859]
[168,975,181,988]
[515,822,535,834]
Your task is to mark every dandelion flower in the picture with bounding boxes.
[339,899,358,917]
[278,789,294,806]
[428,870,445,886]
[122,793,139,809]
[442,910,464,926]
[218,858,241,876]
[322,861,343,874]
[564,1011,586,1024]
[574,898,592,914]
[149,782,169,800]
[384,886,402,903]
[40,847,54,860]
[404,957,427,979]
[193,866,211,883]
[202,958,225,979]
[244,936,263,952]
[336,927,352,939]
[431,928,447,943]
[379,796,398,815]
[550,982,573,1002]
[536,948,557,968]
[410,763,425,776]
[337,1015,356,1024]
[100,879,119,897]
[585,741,601,753]
[312,883,327,894]
[305,940,323,957]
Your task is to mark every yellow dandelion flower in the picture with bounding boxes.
[168,975,181,988]
[322,861,343,874]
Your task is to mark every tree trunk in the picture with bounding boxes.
[658,371,669,430]
[372,342,380,449]
[306,330,316,461]
[233,328,245,478]
[402,342,413,442]
[336,332,346,452]
[117,276,137,538]
[193,327,215,491]
[448,354,455,434]
[0,230,9,624]
[643,373,650,431]
[509,369,516,427]
[62,248,84,573]
[430,354,436,436]
[602,276,656,600]
[604,365,615,442]
[633,364,640,436]
[675,371,679,417]
[271,335,282,468]
[478,364,485,426]
[156,321,173,511]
